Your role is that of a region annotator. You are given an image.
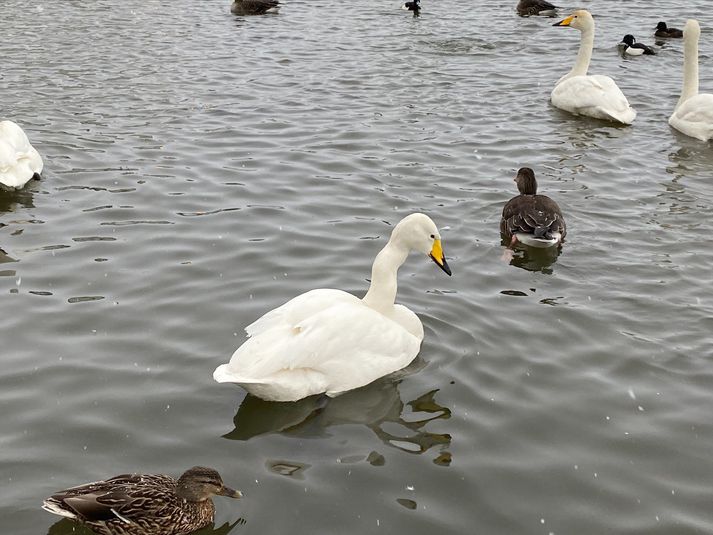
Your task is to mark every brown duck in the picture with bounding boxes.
[231,0,280,15]
[517,0,557,17]
[655,21,683,38]
[501,167,566,248]
[42,466,242,535]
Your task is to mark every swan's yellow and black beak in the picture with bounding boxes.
[429,239,452,276]
[553,15,574,26]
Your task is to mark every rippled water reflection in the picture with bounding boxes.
[2,0,713,534]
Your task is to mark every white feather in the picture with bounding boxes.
[515,232,562,248]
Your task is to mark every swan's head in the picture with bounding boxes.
[514,167,538,195]
[553,10,593,32]
[684,19,700,42]
[392,213,452,276]
[621,34,636,46]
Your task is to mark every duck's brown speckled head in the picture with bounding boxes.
[515,167,538,195]
[176,467,243,502]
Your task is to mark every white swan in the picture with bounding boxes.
[0,120,43,189]
[668,19,713,142]
[214,213,452,402]
[551,10,636,125]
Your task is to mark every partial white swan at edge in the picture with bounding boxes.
[0,120,43,190]
[668,19,713,142]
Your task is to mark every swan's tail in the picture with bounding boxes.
[213,364,265,385]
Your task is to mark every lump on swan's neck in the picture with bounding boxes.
[561,27,594,83]
[362,239,409,313]
[677,28,700,109]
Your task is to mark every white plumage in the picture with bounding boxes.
[0,120,43,189]
[214,213,452,402]
[515,232,562,248]
[668,19,713,142]
[551,10,636,125]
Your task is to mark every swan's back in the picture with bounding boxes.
[0,120,43,189]
[214,289,423,401]
[552,75,636,124]
[669,93,713,141]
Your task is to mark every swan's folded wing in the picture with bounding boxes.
[671,94,713,123]
[0,140,19,171]
[552,75,635,123]
[244,289,359,337]
[225,301,421,389]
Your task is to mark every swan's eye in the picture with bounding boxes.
[430,234,435,239]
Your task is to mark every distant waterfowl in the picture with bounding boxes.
[230,0,279,15]
[0,120,43,190]
[669,19,713,142]
[214,213,452,402]
[620,34,656,56]
[655,21,683,38]
[517,0,557,17]
[551,10,636,124]
[42,467,242,535]
[501,168,566,248]
[402,0,420,13]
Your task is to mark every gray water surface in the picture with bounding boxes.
[2,0,713,534]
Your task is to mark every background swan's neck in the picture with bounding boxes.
[362,239,409,312]
[563,28,593,81]
[677,31,699,109]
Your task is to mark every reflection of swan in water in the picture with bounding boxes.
[0,185,35,214]
[666,144,713,180]
[224,376,452,461]
[0,247,17,264]
[47,519,245,535]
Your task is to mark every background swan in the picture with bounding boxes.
[0,120,43,190]
[551,10,636,125]
[668,19,713,142]
[214,213,452,402]
[516,0,557,17]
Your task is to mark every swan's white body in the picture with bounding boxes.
[668,19,713,142]
[0,120,43,189]
[551,11,636,125]
[214,213,451,402]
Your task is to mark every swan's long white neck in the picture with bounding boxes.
[677,27,699,109]
[563,26,594,81]
[362,238,409,312]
